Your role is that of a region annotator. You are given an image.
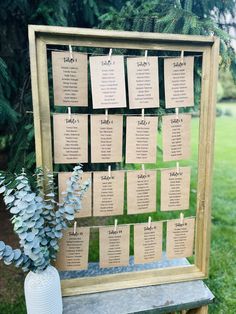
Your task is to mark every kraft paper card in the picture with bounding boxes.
[127,170,156,215]
[93,171,124,217]
[164,56,194,108]
[56,227,90,271]
[58,172,92,218]
[90,55,126,109]
[126,116,158,164]
[161,166,191,211]
[91,114,123,163]
[166,217,195,259]
[53,114,88,164]
[134,221,163,264]
[127,57,159,109]
[99,225,130,268]
[52,51,88,107]
[162,114,191,161]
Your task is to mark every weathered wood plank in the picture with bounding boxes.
[29,25,215,44]
[195,37,219,275]
[28,26,43,166]
[61,265,204,296]
[36,38,53,171]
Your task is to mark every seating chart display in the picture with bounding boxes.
[29,25,219,296]
[52,50,195,270]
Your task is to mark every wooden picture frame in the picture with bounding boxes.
[28,25,219,296]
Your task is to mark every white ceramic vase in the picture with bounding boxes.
[24,265,63,314]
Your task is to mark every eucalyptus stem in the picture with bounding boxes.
[0,165,90,272]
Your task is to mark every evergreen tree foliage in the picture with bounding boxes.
[99,0,236,79]
[0,57,19,131]
[0,0,116,172]
[0,0,235,172]
[98,0,236,129]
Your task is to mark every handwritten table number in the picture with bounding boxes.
[91,114,123,163]
[93,171,125,217]
[126,116,158,164]
[56,227,90,271]
[99,225,130,268]
[134,222,163,264]
[161,166,191,211]
[53,114,88,164]
[127,170,157,215]
[52,51,88,107]
[164,56,194,108]
[90,55,126,109]
[166,218,195,259]
[127,57,159,109]
[162,114,191,161]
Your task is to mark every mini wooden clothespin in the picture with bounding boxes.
[144,50,148,62]
[108,165,111,178]
[141,108,145,119]
[175,107,179,118]
[114,219,118,231]
[180,50,184,62]
[108,48,112,61]
[148,216,152,228]
[105,109,108,121]
[142,164,145,175]
[69,45,73,59]
[180,212,184,224]
[73,221,77,234]
[176,161,180,173]
[68,107,72,119]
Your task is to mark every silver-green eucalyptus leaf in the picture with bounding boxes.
[0,186,6,193]
[3,245,13,257]
[0,241,5,251]
[13,249,22,260]
[10,207,21,214]
[26,233,35,242]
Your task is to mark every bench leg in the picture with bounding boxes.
[186,305,208,314]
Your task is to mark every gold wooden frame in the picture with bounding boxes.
[28,25,219,296]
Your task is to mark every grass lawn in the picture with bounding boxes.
[206,113,236,312]
[0,108,235,313]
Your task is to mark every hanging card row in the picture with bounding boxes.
[53,113,191,164]
[52,51,194,109]
[58,167,191,217]
[56,217,195,271]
